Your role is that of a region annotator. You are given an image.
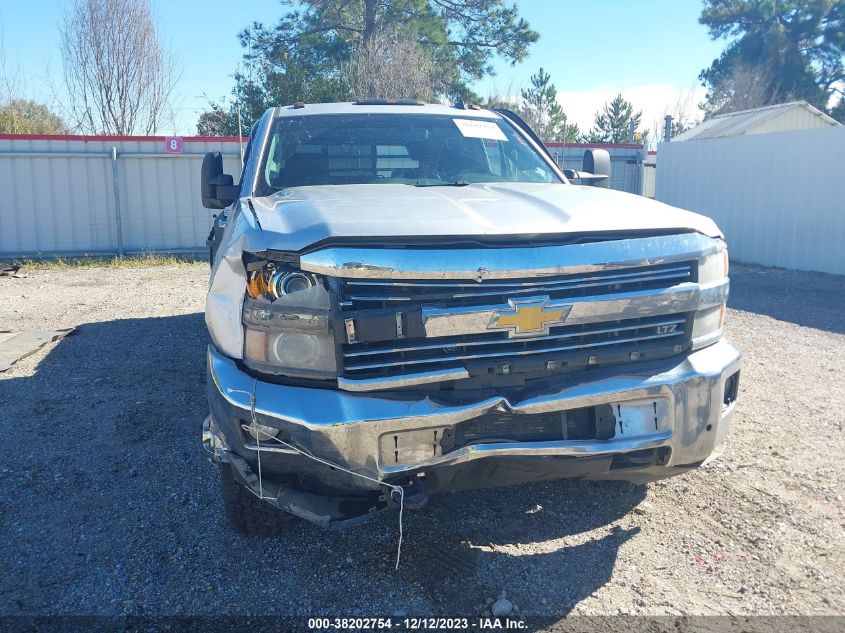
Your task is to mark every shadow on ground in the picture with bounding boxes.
[0,314,644,619]
[729,263,845,334]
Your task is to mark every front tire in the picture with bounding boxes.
[218,463,299,534]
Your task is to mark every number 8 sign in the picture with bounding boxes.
[164,136,184,154]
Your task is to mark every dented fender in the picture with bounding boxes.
[205,200,270,360]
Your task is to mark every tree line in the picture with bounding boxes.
[1,0,843,138]
[194,0,845,137]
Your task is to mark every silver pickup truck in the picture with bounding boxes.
[200,101,741,533]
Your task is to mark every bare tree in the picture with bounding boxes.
[479,80,521,111]
[651,89,700,145]
[60,0,179,134]
[702,63,777,118]
[344,28,437,102]
[0,29,20,108]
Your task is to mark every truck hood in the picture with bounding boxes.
[246,182,722,252]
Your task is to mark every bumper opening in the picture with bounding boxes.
[451,404,617,448]
[609,447,670,470]
[723,370,740,406]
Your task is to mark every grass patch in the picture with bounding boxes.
[11,253,204,270]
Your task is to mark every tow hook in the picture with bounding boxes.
[392,474,429,509]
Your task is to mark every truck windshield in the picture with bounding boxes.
[255,113,560,196]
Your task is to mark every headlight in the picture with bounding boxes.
[241,264,337,379]
[244,327,337,378]
[692,243,729,349]
[692,303,725,340]
[697,243,729,285]
[268,271,317,299]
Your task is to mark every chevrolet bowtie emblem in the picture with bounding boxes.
[488,297,573,337]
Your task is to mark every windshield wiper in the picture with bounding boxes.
[411,180,471,187]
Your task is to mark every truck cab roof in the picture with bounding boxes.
[271,102,502,119]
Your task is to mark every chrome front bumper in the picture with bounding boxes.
[205,340,741,495]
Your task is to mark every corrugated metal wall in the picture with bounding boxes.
[641,164,656,199]
[655,126,845,275]
[0,136,242,257]
[750,107,835,135]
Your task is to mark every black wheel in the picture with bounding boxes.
[218,463,299,535]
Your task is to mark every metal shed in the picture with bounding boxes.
[672,100,838,142]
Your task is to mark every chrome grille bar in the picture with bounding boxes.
[347,271,691,302]
[300,232,721,280]
[345,331,683,371]
[343,316,687,372]
[344,265,691,289]
[344,317,687,358]
[342,263,693,307]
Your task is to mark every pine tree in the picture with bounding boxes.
[698,0,844,119]
[519,68,580,142]
[587,94,642,144]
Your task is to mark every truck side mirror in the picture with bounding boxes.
[201,152,239,209]
[582,149,611,188]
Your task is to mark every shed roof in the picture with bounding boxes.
[673,100,838,142]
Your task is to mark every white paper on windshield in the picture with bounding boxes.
[453,118,507,141]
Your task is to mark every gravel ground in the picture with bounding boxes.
[0,262,843,621]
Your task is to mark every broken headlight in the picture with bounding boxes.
[267,270,318,299]
[692,244,729,350]
[242,259,337,379]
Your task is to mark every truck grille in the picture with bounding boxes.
[342,313,691,379]
[338,261,695,384]
[341,261,694,309]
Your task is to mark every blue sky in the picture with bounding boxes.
[0,0,724,135]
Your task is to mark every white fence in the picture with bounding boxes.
[0,135,243,258]
[655,126,845,275]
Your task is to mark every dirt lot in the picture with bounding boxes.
[0,262,843,622]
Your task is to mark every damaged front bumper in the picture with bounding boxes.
[203,341,741,527]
